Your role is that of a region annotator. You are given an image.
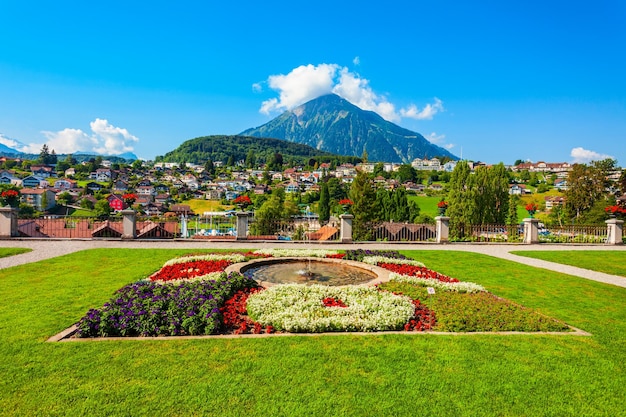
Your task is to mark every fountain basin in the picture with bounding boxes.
[225,257,391,287]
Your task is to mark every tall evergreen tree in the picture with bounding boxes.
[349,170,377,240]
[318,182,330,224]
[446,161,473,239]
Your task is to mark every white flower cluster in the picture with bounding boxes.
[389,273,486,294]
[162,253,246,267]
[361,256,425,267]
[252,249,339,258]
[146,271,227,285]
[246,284,415,332]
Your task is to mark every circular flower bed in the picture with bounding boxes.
[73,249,569,338]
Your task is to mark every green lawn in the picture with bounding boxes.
[511,250,626,278]
[0,248,31,258]
[408,195,442,218]
[0,248,625,416]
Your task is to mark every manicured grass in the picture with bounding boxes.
[408,195,442,218]
[0,248,31,258]
[1,249,625,416]
[183,199,233,214]
[511,250,626,278]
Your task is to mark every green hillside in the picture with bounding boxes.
[155,135,361,166]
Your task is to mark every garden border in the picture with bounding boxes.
[48,324,591,342]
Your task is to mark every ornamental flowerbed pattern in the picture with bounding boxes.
[73,249,571,338]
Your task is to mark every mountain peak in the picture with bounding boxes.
[241,95,457,163]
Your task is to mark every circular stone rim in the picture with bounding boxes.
[225,257,391,288]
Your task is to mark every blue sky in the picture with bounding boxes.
[1,0,625,166]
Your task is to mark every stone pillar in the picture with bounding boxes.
[0,206,18,238]
[435,216,450,243]
[120,209,136,240]
[340,214,353,243]
[236,211,249,240]
[605,218,624,245]
[523,218,539,244]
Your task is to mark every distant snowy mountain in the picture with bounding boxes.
[0,133,26,155]
[0,133,137,161]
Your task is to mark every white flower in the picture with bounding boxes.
[389,272,486,293]
[361,256,425,267]
[163,253,246,267]
[145,271,227,285]
[253,249,339,258]
[246,284,415,332]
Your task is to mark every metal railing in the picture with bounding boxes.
[247,215,336,241]
[540,225,608,244]
[17,216,124,238]
[365,222,436,242]
[469,224,523,242]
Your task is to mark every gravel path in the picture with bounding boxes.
[1,239,625,288]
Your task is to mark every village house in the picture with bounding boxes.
[20,188,57,211]
[53,178,77,190]
[544,196,565,211]
[30,165,55,178]
[22,175,47,188]
[106,194,126,212]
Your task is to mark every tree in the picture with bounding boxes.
[250,189,297,235]
[57,192,72,206]
[445,162,509,238]
[395,164,417,183]
[446,161,473,239]
[349,170,377,240]
[205,159,215,175]
[38,144,57,165]
[318,182,330,224]
[245,149,256,168]
[563,161,613,222]
[95,199,112,218]
[507,194,519,226]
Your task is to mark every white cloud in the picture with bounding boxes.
[256,63,443,124]
[352,56,360,66]
[260,64,339,114]
[570,147,613,164]
[426,132,454,150]
[90,118,139,155]
[400,98,444,120]
[10,119,139,156]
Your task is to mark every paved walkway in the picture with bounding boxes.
[1,239,625,288]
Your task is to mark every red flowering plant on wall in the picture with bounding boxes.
[0,189,20,208]
[525,202,539,217]
[122,193,138,206]
[338,198,353,213]
[605,205,626,218]
[233,195,252,210]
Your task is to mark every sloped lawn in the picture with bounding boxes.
[0,248,624,416]
[0,247,31,258]
[511,250,626,277]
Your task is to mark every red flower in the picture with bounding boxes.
[220,288,271,335]
[322,297,348,308]
[149,259,232,282]
[525,203,539,212]
[377,263,459,283]
[1,190,18,198]
[437,200,448,209]
[605,205,626,215]
[233,195,252,205]
[338,199,353,206]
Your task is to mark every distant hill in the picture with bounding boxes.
[155,135,361,166]
[240,93,458,163]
